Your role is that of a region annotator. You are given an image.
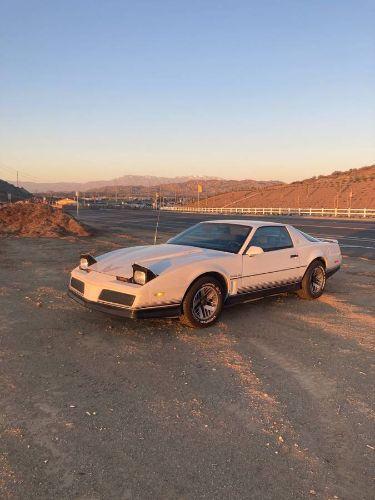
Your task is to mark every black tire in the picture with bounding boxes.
[298,260,326,300]
[180,276,224,328]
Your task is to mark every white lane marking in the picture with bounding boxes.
[340,244,375,250]
[112,218,375,232]
[313,234,375,243]
[192,219,375,231]
[171,217,375,231]
[294,224,375,231]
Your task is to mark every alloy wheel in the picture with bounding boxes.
[310,266,325,295]
[192,284,219,321]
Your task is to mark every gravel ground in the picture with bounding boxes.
[1,216,374,499]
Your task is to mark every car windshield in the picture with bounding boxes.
[168,223,251,254]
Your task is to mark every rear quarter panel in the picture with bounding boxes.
[296,241,341,271]
[288,226,342,271]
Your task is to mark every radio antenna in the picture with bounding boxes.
[153,194,161,245]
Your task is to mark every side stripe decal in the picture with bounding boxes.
[230,265,306,280]
[237,278,301,295]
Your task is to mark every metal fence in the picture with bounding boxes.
[160,206,375,218]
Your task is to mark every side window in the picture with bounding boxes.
[250,226,293,252]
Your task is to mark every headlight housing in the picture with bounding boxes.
[132,264,157,285]
[80,257,89,270]
[133,269,147,285]
[79,253,97,271]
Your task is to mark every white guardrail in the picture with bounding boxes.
[161,206,375,218]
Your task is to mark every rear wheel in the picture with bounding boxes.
[180,276,224,328]
[298,261,326,300]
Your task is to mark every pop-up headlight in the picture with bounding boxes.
[133,269,147,285]
[80,257,89,270]
[132,264,157,285]
[79,253,97,271]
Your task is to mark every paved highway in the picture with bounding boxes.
[75,208,375,259]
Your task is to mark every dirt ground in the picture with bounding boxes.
[1,225,374,499]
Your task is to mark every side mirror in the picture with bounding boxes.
[246,245,264,257]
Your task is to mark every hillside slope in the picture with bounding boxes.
[99,178,282,198]
[189,165,375,209]
[0,179,32,202]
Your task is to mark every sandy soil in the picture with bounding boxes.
[0,228,374,499]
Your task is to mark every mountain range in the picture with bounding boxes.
[17,175,221,194]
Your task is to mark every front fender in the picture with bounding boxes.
[182,266,231,294]
[144,260,235,307]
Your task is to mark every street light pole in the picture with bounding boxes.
[76,191,79,217]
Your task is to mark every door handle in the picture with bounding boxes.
[290,254,299,258]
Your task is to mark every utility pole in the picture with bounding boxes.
[348,188,353,209]
[16,170,19,187]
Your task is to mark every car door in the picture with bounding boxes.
[239,226,303,294]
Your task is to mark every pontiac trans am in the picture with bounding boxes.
[68,220,342,328]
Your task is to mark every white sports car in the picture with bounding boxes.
[68,220,342,328]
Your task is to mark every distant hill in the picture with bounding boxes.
[189,165,375,209]
[98,178,283,198]
[0,179,32,202]
[18,174,221,194]
[18,174,282,197]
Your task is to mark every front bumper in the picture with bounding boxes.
[68,289,181,319]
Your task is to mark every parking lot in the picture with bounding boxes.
[1,209,374,499]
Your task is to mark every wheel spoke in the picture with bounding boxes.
[203,305,215,315]
[200,305,206,319]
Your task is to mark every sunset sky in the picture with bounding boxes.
[1,0,374,183]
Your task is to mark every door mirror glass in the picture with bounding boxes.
[246,245,264,257]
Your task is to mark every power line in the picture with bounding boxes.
[0,162,43,183]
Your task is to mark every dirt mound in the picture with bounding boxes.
[0,202,91,237]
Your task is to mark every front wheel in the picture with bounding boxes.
[180,276,224,328]
[298,261,326,300]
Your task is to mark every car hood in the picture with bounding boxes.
[90,243,218,278]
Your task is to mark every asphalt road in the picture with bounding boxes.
[73,208,375,259]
